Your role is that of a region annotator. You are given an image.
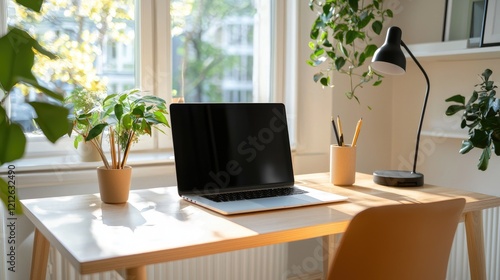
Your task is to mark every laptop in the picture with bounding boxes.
[170,103,348,215]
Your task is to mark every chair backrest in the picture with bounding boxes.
[328,198,466,280]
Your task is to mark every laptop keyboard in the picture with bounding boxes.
[202,187,308,202]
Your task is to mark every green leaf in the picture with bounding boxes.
[310,19,322,39]
[0,28,58,98]
[313,72,324,83]
[310,56,327,66]
[358,13,372,29]
[308,41,316,50]
[121,113,133,130]
[74,134,83,149]
[445,105,466,116]
[339,43,349,57]
[132,105,146,117]
[0,179,23,215]
[314,47,325,57]
[320,30,328,42]
[478,147,491,171]
[373,80,382,86]
[359,52,367,66]
[335,57,346,71]
[103,93,118,104]
[372,21,383,35]
[0,112,26,164]
[363,44,378,58]
[445,94,466,105]
[469,129,489,149]
[320,77,329,87]
[459,140,474,154]
[29,102,70,143]
[467,91,479,105]
[348,0,358,11]
[345,30,358,45]
[323,39,332,48]
[154,111,170,126]
[15,0,44,12]
[114,104,124,121]
[482,69,492,81]
[326,51,336,60]
[493,139,500,156]
[86,123,108,141]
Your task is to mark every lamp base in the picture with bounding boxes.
[373,170,424,187]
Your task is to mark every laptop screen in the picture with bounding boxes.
[170,103,294,196]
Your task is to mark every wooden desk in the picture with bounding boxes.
[22,173,500,280]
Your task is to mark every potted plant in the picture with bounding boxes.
[66,87,107,161]
[1,0,70,213]
[68,88,170,203]
[306,0,393,105]
[445,69,499,171]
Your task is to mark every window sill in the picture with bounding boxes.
[2,150,177,192]
[6,149,175,174]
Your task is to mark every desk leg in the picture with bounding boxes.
[126,266,147,280]
[30,229,50,280]
[464,211,486,280]
[322,234,342,280]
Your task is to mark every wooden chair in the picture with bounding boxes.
[328,198,466,280]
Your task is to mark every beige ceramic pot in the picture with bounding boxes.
[97,166,132,204]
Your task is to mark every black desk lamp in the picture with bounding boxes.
[371,26,430,187]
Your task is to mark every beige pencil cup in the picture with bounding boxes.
[330,144,356,186]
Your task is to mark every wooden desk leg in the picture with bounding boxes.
[464,211,487,280]
[31,229,50,280]
[126,266,147,280]
[322,234,342,280]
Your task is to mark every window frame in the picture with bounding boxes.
[1,0,298,166]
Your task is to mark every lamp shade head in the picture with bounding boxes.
[371,26,406,75]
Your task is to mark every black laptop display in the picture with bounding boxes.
[170,103,347,215]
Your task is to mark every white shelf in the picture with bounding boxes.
[406,40,500,61]
[421,130,468,139]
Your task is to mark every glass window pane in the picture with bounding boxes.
[171,0,269,103]
[7,0,136,133]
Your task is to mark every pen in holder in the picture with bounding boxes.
[330,144,356,186]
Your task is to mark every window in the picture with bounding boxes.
[2,0,294,159]
[170,0,273,103]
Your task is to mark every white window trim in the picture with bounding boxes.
[274,0,298,148]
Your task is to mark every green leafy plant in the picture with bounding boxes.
[307,0,393,104]
[445,69,499,171]
[69,89,170,169]
[1,0,69,213]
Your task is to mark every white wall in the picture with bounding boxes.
[295,0,500,198]
[294,0,393,176]
[389,0,500,197]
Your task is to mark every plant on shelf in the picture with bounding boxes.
[1,0,69,213]
[307,0,393,105]
[69,88,170,169]
[445,69,499,171]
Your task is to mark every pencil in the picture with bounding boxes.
[352,118,363,146]
[337,115,344,146]
[331,116,340,145]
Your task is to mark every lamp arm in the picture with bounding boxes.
[401,40,430,174]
